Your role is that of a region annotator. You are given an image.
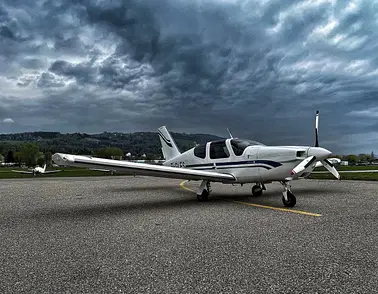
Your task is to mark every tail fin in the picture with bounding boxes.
[43,164,46,172]
[157,126,181,160]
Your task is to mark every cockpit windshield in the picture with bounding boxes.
[230,139,265,156]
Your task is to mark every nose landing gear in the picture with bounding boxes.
[281,181,296,207]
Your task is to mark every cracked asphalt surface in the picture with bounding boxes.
[1,176,377,293]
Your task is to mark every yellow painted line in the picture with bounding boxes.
[179,180,322,217]
[231,201,321,217]
[179,180,196,193]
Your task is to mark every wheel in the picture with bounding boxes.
[252,185,263,197]
[197,190,209,202]
[282,191,296,207]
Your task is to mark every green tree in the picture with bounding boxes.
[346,154,358,164]
[20,143,39,167]
[93,147,123,159]
[368,151,375,162]
[37,157,45,166]
[358,154,367,162]
[6,150,15,163]
[14,151,23,166]
[45,151,52,166]
[0,153,4,163]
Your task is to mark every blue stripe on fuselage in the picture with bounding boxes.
[186,160,281,169]
[191,164,272,171]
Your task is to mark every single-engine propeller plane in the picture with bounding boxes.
[12,164,62,176]
[52,111,340,207]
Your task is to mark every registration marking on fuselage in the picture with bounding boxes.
[179,180,322,217]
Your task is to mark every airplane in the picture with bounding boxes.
[11,164,61,176]
[52,111,342,208]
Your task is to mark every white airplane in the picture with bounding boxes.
[12,164,61,176]
[52,111,342,208]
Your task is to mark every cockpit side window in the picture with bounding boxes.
[231,139,245,156]
[194,144,206,159]
[210,140,230,159]
[231,139,264,156]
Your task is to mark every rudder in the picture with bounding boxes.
[157,126,181,160]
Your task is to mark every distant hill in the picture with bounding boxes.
[0,131,224,159]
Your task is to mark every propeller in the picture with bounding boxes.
[289,111,340,180]
[291,156,316,175]
[315,110,319,147]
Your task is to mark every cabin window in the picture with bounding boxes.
[194,144,206,159]
[210,140,230,159]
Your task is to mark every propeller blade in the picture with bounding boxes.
[291,156,317,175]
[314,157,341,168]
[315,110,319,147]
[321,158,341,180]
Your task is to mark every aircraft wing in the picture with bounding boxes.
[11,170,33,174]
[43,170,61,174]
[52,153,235,182]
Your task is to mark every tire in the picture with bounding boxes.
[282,191,296,207]
[197,190,209,202]
[252,185,263,197]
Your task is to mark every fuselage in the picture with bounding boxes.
[32,166,45,174]
[163,138,331,183]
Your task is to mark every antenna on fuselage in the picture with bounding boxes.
[227,128,233,139]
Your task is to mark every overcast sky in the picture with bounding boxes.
[0,0,377,154]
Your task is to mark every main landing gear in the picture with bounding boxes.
[251,183,265,197]
[195,180,297,207]
[281,181,296,207]
[197,180,211,201]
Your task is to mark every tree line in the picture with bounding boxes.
[0,131,223,166]
[334,152,376,164]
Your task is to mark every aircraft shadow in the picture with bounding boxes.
[19,185,338,222]
[27,198,227,221]
[102,185,182,193]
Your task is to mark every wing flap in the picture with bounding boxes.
[52,153,235,182]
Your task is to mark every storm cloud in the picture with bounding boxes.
[1,0,378,153]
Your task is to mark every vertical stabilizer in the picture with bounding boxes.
[157,126,181,160]
[43,164,47,172]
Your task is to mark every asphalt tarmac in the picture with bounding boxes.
[1,176,377,293]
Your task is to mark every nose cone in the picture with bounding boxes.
[308,147,332,160]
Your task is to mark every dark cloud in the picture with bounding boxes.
[0,0,378,154]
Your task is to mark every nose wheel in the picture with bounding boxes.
[281,181,296,207]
